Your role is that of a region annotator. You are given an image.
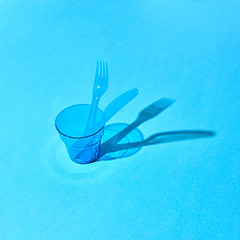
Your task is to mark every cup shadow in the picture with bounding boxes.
[96,98,216,161]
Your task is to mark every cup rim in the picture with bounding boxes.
[55,104,104,139]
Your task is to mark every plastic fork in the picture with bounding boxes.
[84,61,109,135]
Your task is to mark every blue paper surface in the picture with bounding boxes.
[0,0,239,239]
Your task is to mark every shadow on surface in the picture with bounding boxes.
[97,98,216,161]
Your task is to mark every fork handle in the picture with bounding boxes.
[83,97,100,136]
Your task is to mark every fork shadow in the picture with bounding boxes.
[96,98,216,161]
[98,128,215,161]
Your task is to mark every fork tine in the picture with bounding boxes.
[106,62,108,79]
[100,60,102,77]
[95,60,99,78]
[103,61,105,78]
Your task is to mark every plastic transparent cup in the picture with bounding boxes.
[55,104,104,164]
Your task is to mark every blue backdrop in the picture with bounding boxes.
[0,0,239,239]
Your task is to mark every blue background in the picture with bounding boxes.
[0,0,239,239]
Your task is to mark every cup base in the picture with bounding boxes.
[66,141,101,164]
